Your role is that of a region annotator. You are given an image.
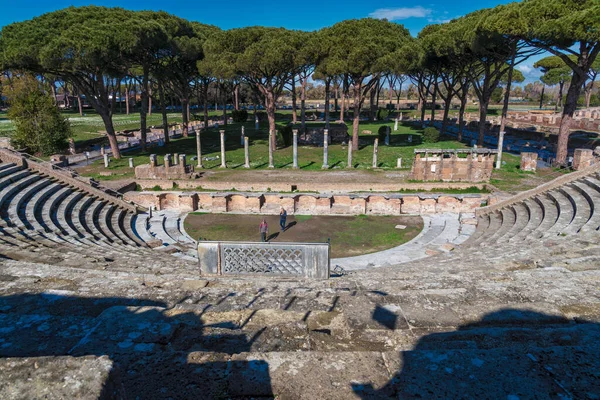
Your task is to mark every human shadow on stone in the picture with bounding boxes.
[267,232,279,242]
[352,309,600,399]
[0,293,274,399]
[284,221,297,232]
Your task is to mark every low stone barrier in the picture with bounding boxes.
[125,191,485,215]
[198,241,330,279]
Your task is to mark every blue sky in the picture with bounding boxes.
[0,1,543,83]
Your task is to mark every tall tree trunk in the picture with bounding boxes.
[368,86,376,122]
[430,80,438,126]
[125,78,130,115]
[556,71,587,164]
[478,100,490,146]
[264,90,277,149]
[234,85,240,111]
[325,79,331,130]
[203,84,209,129]
[458,84,469,142]
[291,79,298,124]
[148,86,152,116]
[585,79,595,108]
[339,81,345,122]
[139,67,149,152]
[98,110,121,159]
[221,84,227,126]
[388,77,394,106]
[77,95,83,116]
[301,78,307,132]
[334,82,339,113]
[539,84,545,109]
[500,49,517,135]
[440,95,452,135]
[351,83,362,151]
[159,83,169,145]
[557,81,565,110]
[181,97,189,137]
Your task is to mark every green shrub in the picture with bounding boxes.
[378,125,390,142]
[231,109,248,123]
[422,127,440,143]
[377,108,390,120]
[276,125,293,147]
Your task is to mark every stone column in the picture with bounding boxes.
[292,129,299,169]
[128,158,134,168]
[255,115,260,131]
[68,138,76,155]
[573,148,595,170]
[372,138,379,168]
[495,131,505,169]
[196,129,203,169]
[179,154,186,173]
[149,154,157,168]
[394,117,399,132]
[241,126,245,146]
[347,139,353,168]
[100,145,105,156]
[173,153,179,165]
[244,136,250,168]
[322,129,329,169]
[164,154,171,168]
[396,158,402,169]
[268,130,274,168]
[219,130,227,168]
[103,154,109,168]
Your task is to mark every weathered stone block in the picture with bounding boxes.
[520,152,538,172]
[573,148,595,170]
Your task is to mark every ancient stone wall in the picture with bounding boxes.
[125,191,485,215]
[409,149,496,183]
[520,152,538,172]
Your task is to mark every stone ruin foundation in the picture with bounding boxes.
[409,149,497,182]
[135,153,196,180]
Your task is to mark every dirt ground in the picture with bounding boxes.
[184,213,423,258]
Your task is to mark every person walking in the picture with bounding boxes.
[279,207,287,231]
[259,219,268,242]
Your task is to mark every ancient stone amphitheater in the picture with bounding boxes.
[1,149,599,399]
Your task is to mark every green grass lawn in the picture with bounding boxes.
[76,120,468,180]
[184,213,423,258]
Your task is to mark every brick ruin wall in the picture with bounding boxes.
[124,191,486,215]
[409,151,496,183]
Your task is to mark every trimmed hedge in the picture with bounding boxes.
[231,109,248,123]
[423,127,440,143]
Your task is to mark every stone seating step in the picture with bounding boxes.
[110,209,141,247]
[24,181,63,232]
[0,164,25,182]
[121,212,148,247]
[133,214,156,244]
[0,162,16,172]
[149,214,178,246]
[544,190,575,237]
[472,210,502,246]
[573,180,600,232]
[510,198,543,242]
[461,214,489,246]
[527,194,559,240]
[560,186,591,234]
[484,207,516,244]
[4,177,53,228]
[0,174,42,218]
[499,202,529,243]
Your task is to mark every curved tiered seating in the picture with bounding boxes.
[466,172,600,248]
[0,159,193,260]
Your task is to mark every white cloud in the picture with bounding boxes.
[518,65,533,75]
[369,6,432,21]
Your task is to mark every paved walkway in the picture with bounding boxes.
[331,213,475,270]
